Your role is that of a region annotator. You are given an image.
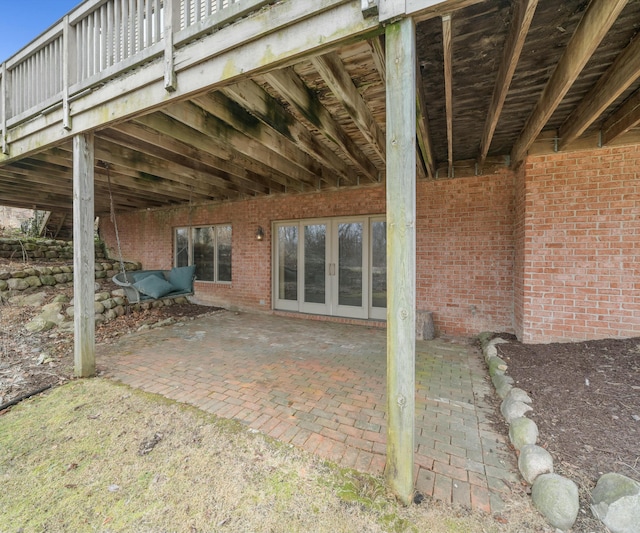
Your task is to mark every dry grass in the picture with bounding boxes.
[0,379,550,533]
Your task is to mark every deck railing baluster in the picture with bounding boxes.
[2,0,269,139]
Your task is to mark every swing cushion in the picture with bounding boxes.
[168,265,196,292]
[133,275,176,299]
[132,270,166,283]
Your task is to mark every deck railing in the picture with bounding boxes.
[0,0,272,154]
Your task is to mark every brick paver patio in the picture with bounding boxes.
[98,311,519,513]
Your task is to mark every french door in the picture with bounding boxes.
[274,216,386,320]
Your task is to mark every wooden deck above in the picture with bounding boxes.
[2,0,640,215]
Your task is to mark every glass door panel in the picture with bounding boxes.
[333,220,367,319]
[275,225,298,310]
[337,222,363,307]
[370,219,387,320]
[301,223,329,313]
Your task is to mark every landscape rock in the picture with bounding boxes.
[25,317,56,333]
[39,302,68,326]
[492,373,514,398]
[39,274,57,286]
[500,396,532,423]
[25,275,42,288]
[509,417,538,450]
[487,356,508,376]
[0,280,7,291]
[6,278,29,291]
[518,444,554,484]
[531,473,579,531]
[591,473,640,533]
[505,387,532,404]
[12,291,48,307]
[484,343,498,360]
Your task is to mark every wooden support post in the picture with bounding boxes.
[73,133,96,378]
[385,16,416,506]
[163,0,178,92]
[1,62,7,155]
[62,15,76,131]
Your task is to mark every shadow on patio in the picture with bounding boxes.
[97,310,518,513]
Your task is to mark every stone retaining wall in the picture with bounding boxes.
[0,237,109,262]
[0,261,141,293]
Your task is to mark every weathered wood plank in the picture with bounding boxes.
[415,62,435,179]
[111,120,272,195]
[133,112,286,194]
[193,92,339,187]
[602,88,640,145]
[222,79,355,185]
[559,32,640,149]
[385,16,416,506]
[73,133,96,378]
[442,14,453,177]
[478,0,538,169]
[312,51,386,162]
[264,67,380,182]
[3,0,378,163]
[510,0,628,166]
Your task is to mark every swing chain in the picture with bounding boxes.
[103,162,127,277]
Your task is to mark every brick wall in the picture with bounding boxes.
[101,174,518,337]
[519,147,640,342]
[416,171,516,337]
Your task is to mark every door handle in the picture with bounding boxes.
[329,263,335,276]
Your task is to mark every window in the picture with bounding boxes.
[174,225,232,282]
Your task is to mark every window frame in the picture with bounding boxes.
[174,224,232,284]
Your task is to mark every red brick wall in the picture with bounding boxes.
[416,171,516,337]
[100,186,386,311]
[513,163,526,340]
[519,147,640,342]
[101,174,518,337]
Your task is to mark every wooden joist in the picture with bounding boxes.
[311,51,386,162]
[601,88,640,145]
[560,32,640,149]
[221,79,355,185]
[510,0,628,165]
[264,67,380,182]
[478,0,538,169]
[442,14,453,177]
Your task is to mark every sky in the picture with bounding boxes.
[0,0,82,63]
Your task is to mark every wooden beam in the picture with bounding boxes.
[510,0,628,165]
[163,101,310,192]
[221,79,355,185]
[385,16,416,506]
[602,88,640,145]
[109,121,270,196]
[478,0,538,169]
[560,33,640,149]
[73,133,96,378]
[264,67,381,182]
[368,36,386,85]
[416,71,435,179]
[131,113,284,194]
[96,130,245,198]
[311,51,386,162]
[193,92,340,187]
[442,14,453,177]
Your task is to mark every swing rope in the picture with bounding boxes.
[104,162,127,277]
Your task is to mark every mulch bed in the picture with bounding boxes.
[497,336,640,482]
[496,335,640,532]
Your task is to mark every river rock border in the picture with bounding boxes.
[479,333,640,533]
